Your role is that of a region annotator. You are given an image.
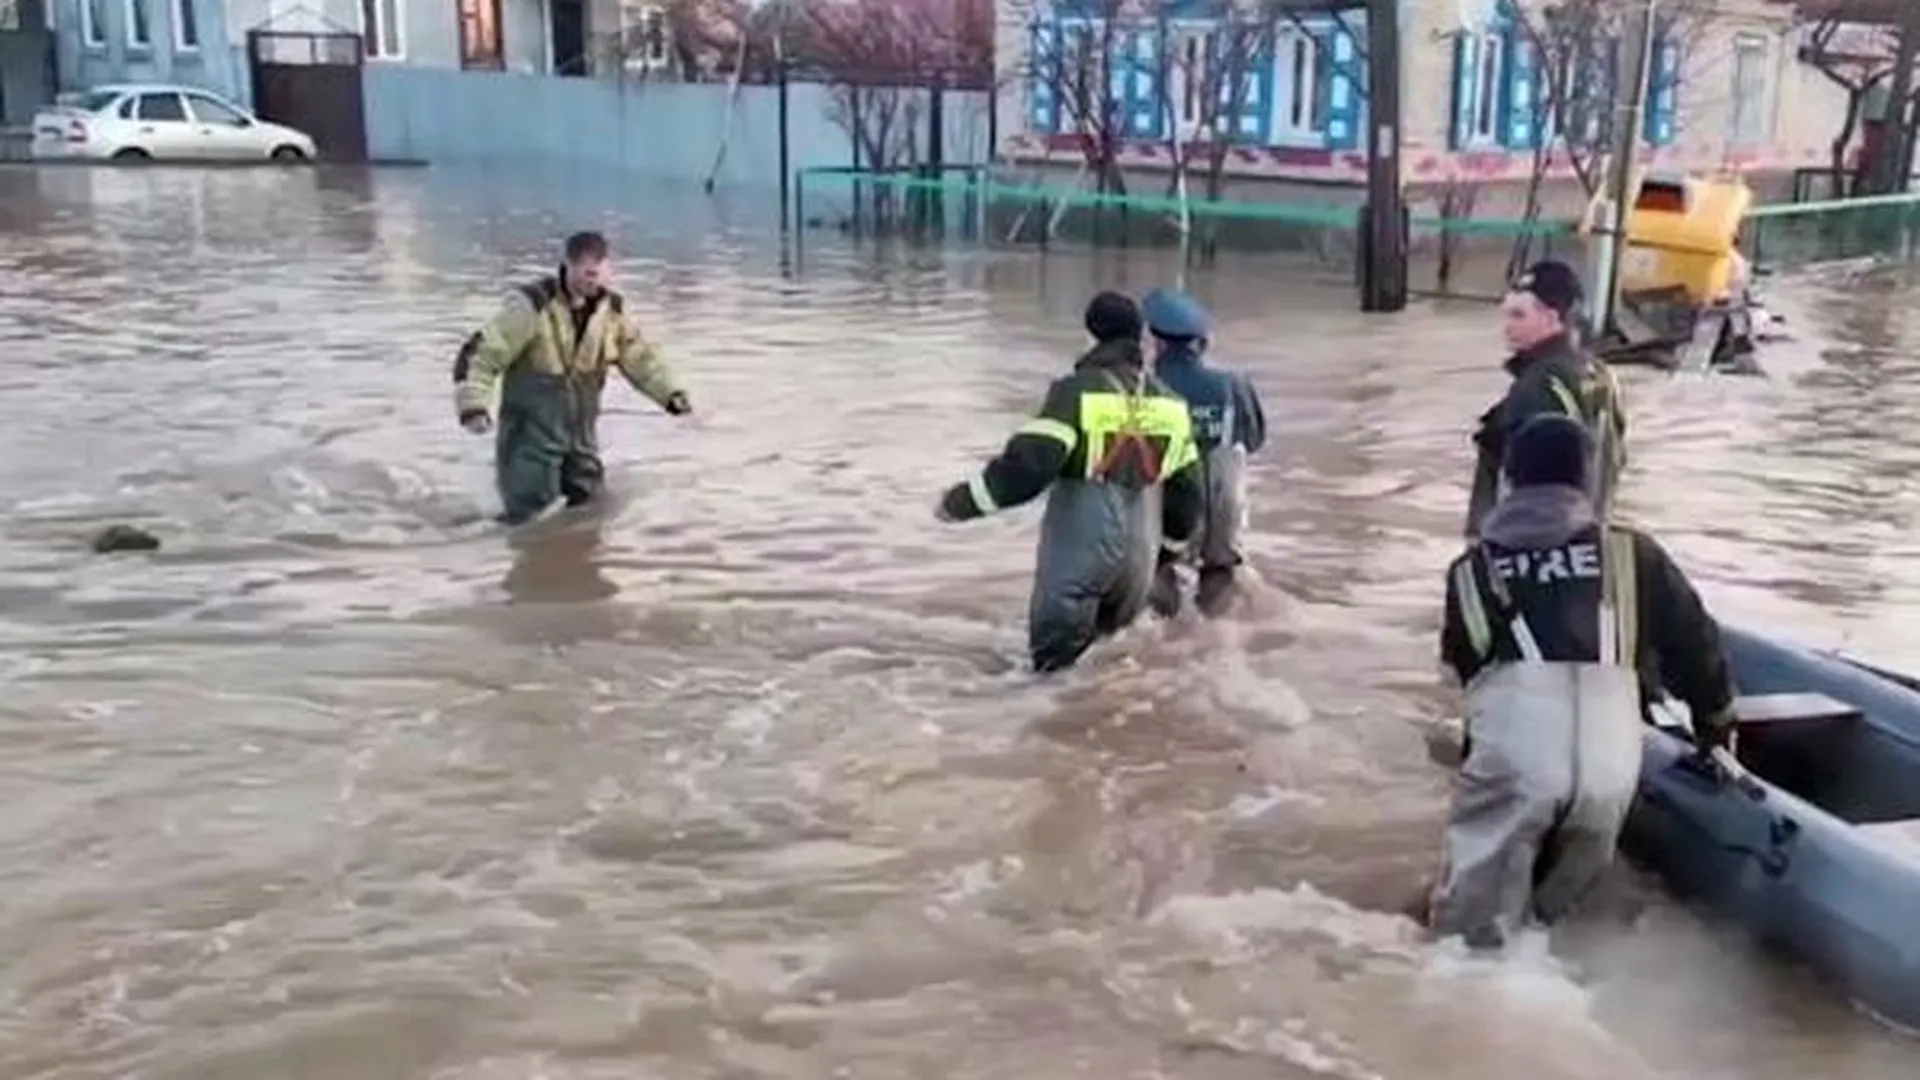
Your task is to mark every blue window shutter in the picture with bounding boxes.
[1108,25,1132,135]
[1213,30,1268,143]
[1593,38,1619,145]
[1321,26,1360,149]
[1242,35,1273,143]
[1131,28,1163,139]
[1644,33,1680,146]
[1208,30,1228,135]
[1449,33,1478,150]
[1028,20,1061,134]
[1564,47,1590,148]
[1502,25,1536,148]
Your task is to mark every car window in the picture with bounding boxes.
[117,97,137,119]
[185,95,249,126]
[135,93,188,122]
[71,90,125,113]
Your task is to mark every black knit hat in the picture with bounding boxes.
[1513,259,1585,320]
[1084,291,1143,343]
[1504,414,1592,490]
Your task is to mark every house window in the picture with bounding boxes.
[1274,27,1321,139]
[81,0,104,45]
[1059,19,1097,124]
[458,0,503,69]
[172,0,197,49]
[1562,50,1609,149]
[360,0,404,59]
[1450,28,1506,148]
[619,1,668,72]
[1729,32,1774,146]
[1171,26,1210,133]
[1472,32,1503,143]
[125,0,151,47]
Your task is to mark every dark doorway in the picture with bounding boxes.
[246,30,369,162]
[550,0,586,76]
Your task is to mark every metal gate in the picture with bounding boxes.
[247,30,368,163]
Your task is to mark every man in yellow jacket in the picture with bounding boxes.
[453,231,692,525]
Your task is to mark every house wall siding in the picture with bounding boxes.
[51,0,244,99]
[994,0,1856,189]
[359,66,993,195]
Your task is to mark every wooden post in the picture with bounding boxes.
[1359,0,1407,312]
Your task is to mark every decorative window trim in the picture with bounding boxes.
[172,0,200,51]
[124,0,153,50]
[360,0,407,61]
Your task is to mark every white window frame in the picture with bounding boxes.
[619,1,669,72]
[1166,22,1211,136]
[1054,16,1099,130]
[1272,24,1321,141]
[1538,59,1600,149]
[1728,31,1776,147]
[360,0,405,61]
[81,0,104,46]
[1469,30,1505,145]
[124,0,152,48]
[172,0,199,51]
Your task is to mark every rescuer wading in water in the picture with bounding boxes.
[1138,287,1268,618]
[1432,413,1736,949]
[1465,260,1627,538]
[935,292,1205,672]
[454,231,692,525]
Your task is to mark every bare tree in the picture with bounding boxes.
[1153,2,1278,198]
[789,0,992,225]
[1799,18,1903,197]
[1012,0,1132,197]
[1433,177,1483,293]
[1500,0,1717,276]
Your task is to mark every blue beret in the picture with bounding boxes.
[1141,287,1212,339]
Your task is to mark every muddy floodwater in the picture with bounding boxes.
[2,165,1919,1080]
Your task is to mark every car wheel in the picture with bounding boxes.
[111,147,150,162]
[270,145,308,162]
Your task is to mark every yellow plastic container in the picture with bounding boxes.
[1619,173,1754,305]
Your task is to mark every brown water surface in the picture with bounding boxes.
[1,165,1917,1080]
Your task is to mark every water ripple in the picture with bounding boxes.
[0,165,1913,1079]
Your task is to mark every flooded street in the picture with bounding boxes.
[3,164,1920,1080]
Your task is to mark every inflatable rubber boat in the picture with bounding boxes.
[1624,626,1920,1030]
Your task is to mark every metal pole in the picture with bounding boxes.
[1879,1,1920,193]
[1593,0,1656,337]
[1359,0,1406,313]
[777,42,792,235]
[927,74,946,235]
[986,73,998,173]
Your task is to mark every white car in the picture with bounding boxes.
[31,84,320,163]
